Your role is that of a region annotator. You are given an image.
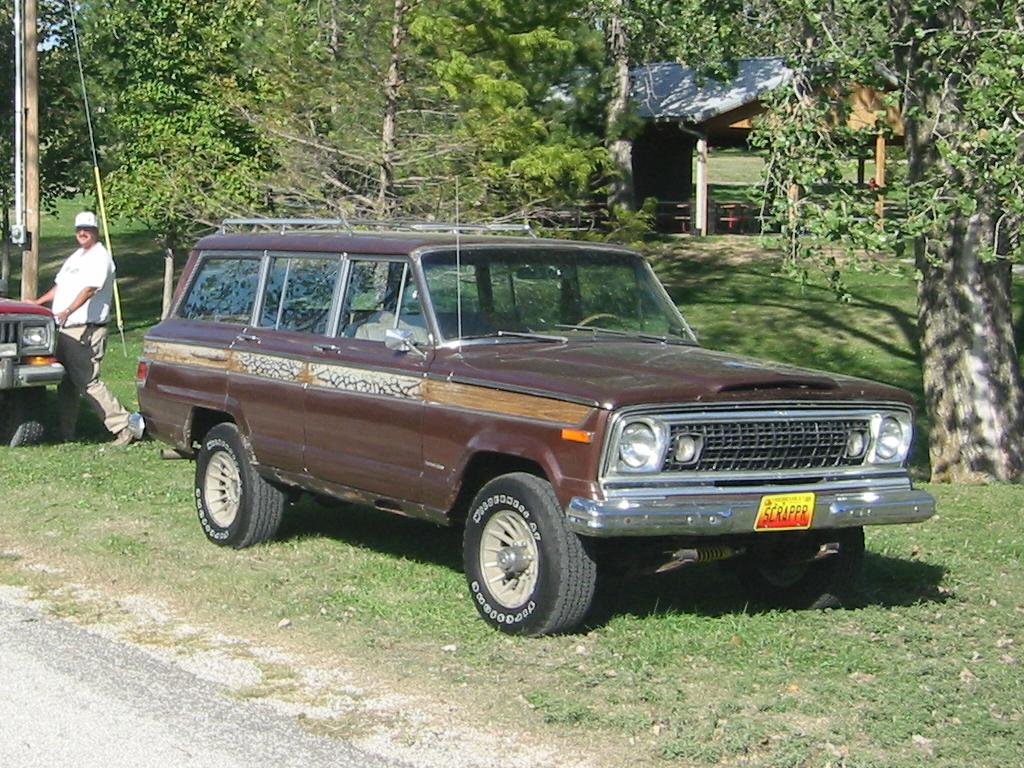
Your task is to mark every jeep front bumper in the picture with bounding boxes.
[0,357,65,389]
[566,479,935,537]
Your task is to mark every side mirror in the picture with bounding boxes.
[385,328,427,358]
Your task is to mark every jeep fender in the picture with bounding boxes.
[445,426,596,513]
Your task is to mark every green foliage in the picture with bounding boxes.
[1,1,92,220]
[604,196,657,244]
[742,0,1023,269]
[226,0,607,222]
[82,0,272,245]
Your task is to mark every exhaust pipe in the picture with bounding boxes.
[655,545,743,574]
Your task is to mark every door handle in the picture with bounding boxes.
[313,343,341,353]
[236,334,261,344]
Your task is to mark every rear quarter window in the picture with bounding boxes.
[179,257,261,323]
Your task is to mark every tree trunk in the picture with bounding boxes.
[379,0,409,218]
[605,4,634,212]
[897,2,1024,482]
[916,220,1024,482]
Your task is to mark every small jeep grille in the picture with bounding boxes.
[665,418,869,472]
[0,321,17,346]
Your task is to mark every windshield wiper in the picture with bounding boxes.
[458,330,567,343]
[495,330,568,343]
[553,324,689,344]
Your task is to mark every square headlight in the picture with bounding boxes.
[20,322,53,353]
[614,417,669,473]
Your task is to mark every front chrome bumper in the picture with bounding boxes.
[566,485,935,537]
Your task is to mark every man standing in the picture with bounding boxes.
[31,211,135,445]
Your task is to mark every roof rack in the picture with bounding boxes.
[220,217,536,238]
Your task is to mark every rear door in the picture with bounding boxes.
[228,252,342,473]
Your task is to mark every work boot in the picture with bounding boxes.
[111,428,137,447]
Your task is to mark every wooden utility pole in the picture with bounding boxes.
[21,0,40,300]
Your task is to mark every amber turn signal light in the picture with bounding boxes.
[560,428,593,444]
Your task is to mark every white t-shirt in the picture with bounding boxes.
[53,242,116,326]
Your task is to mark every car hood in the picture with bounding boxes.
[0,299,52,318]
[435,339,913,410]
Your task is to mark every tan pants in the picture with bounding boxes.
[56,324,130,438]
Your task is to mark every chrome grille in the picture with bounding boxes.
[666,418,868,472]
[0,321,17,346]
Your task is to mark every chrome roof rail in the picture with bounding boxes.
[409,223,536,238]
[219,217,353,234]
[219,217,536,237]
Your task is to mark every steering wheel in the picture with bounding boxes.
[576,312,624,327]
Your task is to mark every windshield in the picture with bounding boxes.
[420,246,696,343]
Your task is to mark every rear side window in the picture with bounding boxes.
[259,256,339,335]
[179,257,261,323]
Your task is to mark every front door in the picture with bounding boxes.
[304,258,431,503]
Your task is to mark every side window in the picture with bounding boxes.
[338,261,426,342]
[179,257,261,323]
[259,256,339,335]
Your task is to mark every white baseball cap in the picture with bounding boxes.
[74,211,99,229]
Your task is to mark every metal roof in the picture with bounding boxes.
[630,57,793,124]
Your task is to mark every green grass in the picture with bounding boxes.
[1,214,1023,766]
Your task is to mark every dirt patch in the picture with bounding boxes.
[0,552,607,768]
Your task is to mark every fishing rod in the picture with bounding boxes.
[67,0,127,355]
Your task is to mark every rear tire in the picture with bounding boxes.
[194,423,286,547]
[732,527,865,609]
[463,473,597,635]
[1,389,46,447]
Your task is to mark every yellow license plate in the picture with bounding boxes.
[754,492,816,531]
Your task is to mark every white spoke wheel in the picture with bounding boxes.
[463,473,597,636]
[194,423,286,548]
[479,509,540,609]
[203,451,242,528]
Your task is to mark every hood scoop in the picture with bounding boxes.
[716,375,839,394]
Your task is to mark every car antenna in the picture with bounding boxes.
[455,177,463,341]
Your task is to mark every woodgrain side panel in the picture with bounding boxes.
[424,379,592,425]
[145,341,592,424]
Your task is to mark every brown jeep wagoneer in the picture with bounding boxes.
[137,219,935,635]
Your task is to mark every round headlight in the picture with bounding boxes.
[875,417,904,461]
[618,421,663,471]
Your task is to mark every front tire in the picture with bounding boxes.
[463,473,597,635]
[1,389,46,447]
[194,423,286,548]
[732,527,865,609]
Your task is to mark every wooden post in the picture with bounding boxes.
[787,183,800,226]
[21,0,39,300]
[857,156,865,186]
[162,246,175,319]
[695,137,708,236]
[874,132,886,222]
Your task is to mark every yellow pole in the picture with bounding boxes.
[93,165,126,354]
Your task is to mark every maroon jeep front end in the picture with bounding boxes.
[0,299,64,445]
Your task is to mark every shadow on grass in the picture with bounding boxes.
[279,498,949,628]
[584,551,948,628]
[278,497,464,571]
